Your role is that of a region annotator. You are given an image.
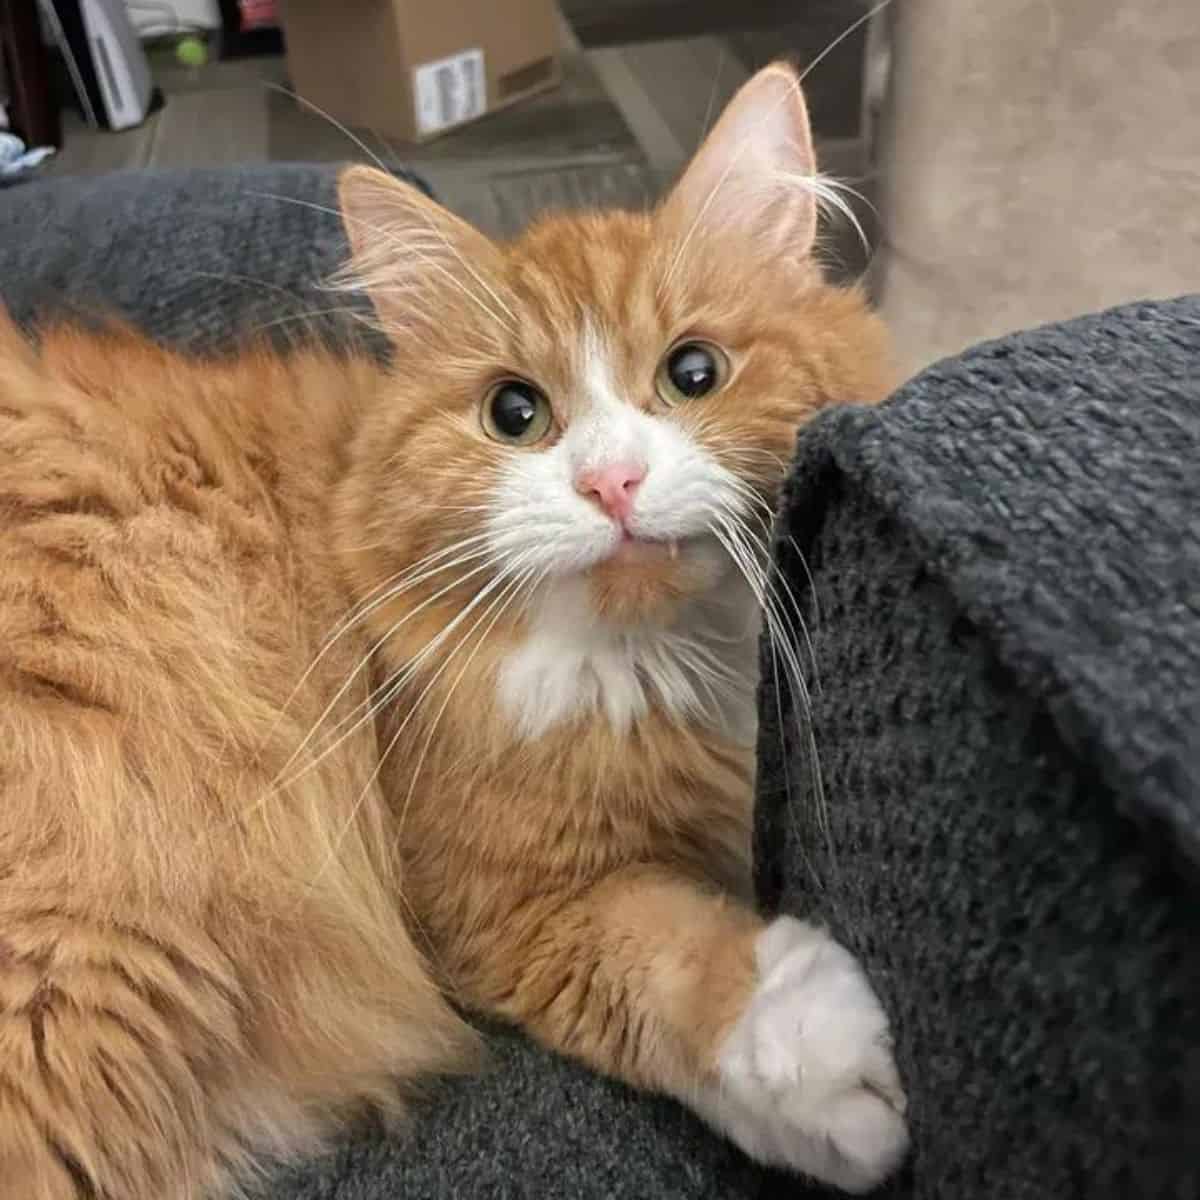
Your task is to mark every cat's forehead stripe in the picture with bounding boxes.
[579,319,622,413]
[510,219,663,368]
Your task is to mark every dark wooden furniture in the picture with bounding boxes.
[0,0,61,146]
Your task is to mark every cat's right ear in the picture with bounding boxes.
[658,63,820,265]
[337,165,501,334]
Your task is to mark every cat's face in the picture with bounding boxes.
[335,65,888,652]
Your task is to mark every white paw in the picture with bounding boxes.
[693,917,909,1194]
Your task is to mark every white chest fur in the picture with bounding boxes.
[496,576,761,741]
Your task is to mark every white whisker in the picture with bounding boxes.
[245,306,376,338]
[394,558,545,833]
[787,535,823,634]
[719,500,821,693]
[342,221,519,337]
[264,81,392,175]
[325,534,497,647]
[249,192,517,337]
[795,1,894,91]
[774,170,871,256]
[708,513,829,841]
[345,553,541,859]
[184,269,311,305]
[267,536,496,745]
[272,549,508,790]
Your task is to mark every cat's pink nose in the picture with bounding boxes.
[575,462,645,524]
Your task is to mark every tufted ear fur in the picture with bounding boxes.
[658,62,820,265]
[336,165,505,335]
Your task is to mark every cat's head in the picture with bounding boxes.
[334,64,889,655]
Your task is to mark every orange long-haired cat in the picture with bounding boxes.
[0,65,906,1198]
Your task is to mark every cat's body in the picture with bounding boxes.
[0,323,471,1196]
[0,66,908,1199]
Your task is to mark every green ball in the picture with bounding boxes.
[176,36,208,69]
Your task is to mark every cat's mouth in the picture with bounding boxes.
[586,531,723,624]
[608,532,683,566]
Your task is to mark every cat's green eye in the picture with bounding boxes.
[656,340,730,406]
[482,379,552,446]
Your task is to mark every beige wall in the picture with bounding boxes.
[872,0,1200,377]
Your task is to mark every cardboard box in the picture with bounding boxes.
[278,0,561,142]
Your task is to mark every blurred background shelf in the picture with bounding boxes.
[39,0,872,264]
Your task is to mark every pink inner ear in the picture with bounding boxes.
[723,69,816,171]
[337,164,504,336]
[661,64,819,261]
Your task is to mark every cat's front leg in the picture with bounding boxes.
[468,866,908,1194]
[689,914,909,1193]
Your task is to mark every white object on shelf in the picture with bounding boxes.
[81,0,155,129]
[42,1,156,131]
[124,0,219,34]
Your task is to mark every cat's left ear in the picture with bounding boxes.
[337,165,502,334]
[659,62,819,262]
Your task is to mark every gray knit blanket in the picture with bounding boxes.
[755,295,1200,1200]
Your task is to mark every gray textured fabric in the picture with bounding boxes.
[262,1025,762,1200]
[755,296,1200,1199]
[0,164,390,352]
